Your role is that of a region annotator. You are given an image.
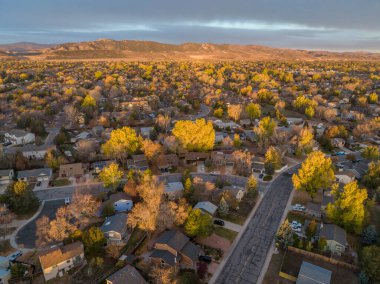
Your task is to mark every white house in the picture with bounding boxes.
[39,242,84,282]
[113,199,133,213]
[17,168,52,189]
[4,130,35,145]
[5,145,56,160]
[335,170,356,184]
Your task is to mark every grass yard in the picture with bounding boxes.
[52,178,71,187]
[217,212,245,225]
[213,226,238,242]
[121,228,146,255]
[263,251,292,284]
[287,211,307,224]
[281,249,359,284]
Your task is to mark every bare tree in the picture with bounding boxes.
[36,216,52,247]
[149,265,175,284]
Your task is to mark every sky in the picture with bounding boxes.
[0,0,379,51]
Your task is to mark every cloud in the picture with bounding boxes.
[0,0,379,51]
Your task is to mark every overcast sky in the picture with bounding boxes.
[0,0,379,51]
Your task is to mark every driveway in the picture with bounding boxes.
[15,200,65,249]
[214,219,242,233]
[213,168,297,284]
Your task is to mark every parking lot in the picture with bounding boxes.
[16,199,65,249]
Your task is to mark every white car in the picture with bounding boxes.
[291,227,301,233]
[291,221,302,228]
[65,197,70,205]
[292,204,305,211]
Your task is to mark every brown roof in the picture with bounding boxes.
[39,242,84,269]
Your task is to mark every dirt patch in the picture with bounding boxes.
[197,233,231,253]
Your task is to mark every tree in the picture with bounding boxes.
[172,119,215,152]
[0,206,15,240]
[45,150,63,170]
[48,206,78,242]
[82,227,106,254]
[6,181,39,214]
[218,197,229,217]
[233,134,242,148]
[318,237,327,252]
[168,198,191,226]
[149,265,175,284]
[213,108,223,118]
[306,219,317,239]
[14,151,29,171]
[326,181,368,233]
[361,225,378,246]
[245,103,261,120]
[36,215,52,247]
[10,263,27,279]
[102,127,141,162]
[297,126,314,154]
[368,92,378,104]
[142,139,163,163]
[228,104,242,121]
[246,175,258,198]
[106,243,122,260]
[361,245,380,283]
[68,190,100,225]
[155,114,171,133]
[99,163,124,192]
[276,219,293,249]
[232,150,252,176]
[362,161,380,189]
[292,151,335,200]
[94,71,103,80]
[184,208,212,238]
[82,94,96,108]
[305,106,315,119]
[254,116,277,148]
[362,146,379,161]
[265,146,282,170]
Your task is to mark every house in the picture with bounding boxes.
[164,182,184,200]
[140,127,154,139]
[157,154,179,172]
[335,170,356,184]
[106,265,147,284]
[17,168,52,188]
[150,230,201,268]
[0,169,14,186]
[320,224,347,255]
[296,261,332,284]
[305,202,322,219]
[252,156,265,174]
[100,213,128,243]
[71,131,91,143]
[194,201,218,215]
[211,151,234,167]
[239,119,251,128]
[113,199,133,213]
[330,138,345,148]
[58,163,85,179]
[4,130,35,145]
[184,152,210,164]
[127,155,149,171]
[5,144,56,160]
[39,241,84,282]
[213,120,239,130]
[91,160,115,174]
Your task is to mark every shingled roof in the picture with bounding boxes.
[39,242,84,269]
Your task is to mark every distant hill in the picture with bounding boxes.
[0,42,56,53]
[1,39,380,61]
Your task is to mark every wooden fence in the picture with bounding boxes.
[288,246,359,271]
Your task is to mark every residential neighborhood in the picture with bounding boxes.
[0,58,379,284]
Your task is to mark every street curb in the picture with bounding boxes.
[209,191,264,284]
[11,200,46,251]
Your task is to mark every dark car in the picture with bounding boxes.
[259,173,264,179]
[199,255,212,264]
[213,219,225,226]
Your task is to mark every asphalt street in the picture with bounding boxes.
[215,170,294,284]
[16,199,65,249]
[35,183,106,201]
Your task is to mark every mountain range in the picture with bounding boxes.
[1,39,379,61]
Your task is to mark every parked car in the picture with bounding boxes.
[9,251,23,261]
[214,219,225,226]
[291,221,302,228]
[292,204,305,211]
[335,151,346,156]
[259,173,264,179]
[199,255,212,264]
[291,227,301,233]
[65,197,70,205]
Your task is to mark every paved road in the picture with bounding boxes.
[35,183,106,201]
[186,104,211,121]
[16,200,65,249]
[215,171,294,284]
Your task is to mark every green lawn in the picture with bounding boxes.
[121,228,146,255]
[286,212,307,224]
[217,212,245,225]
[213,226,238,242]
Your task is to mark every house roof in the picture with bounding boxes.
[194,201,218,215]
[180,241,201,262]
[106,265,147,284]
[17,168,52,179]
[165,182,184,193]
[155,230,189,252]
[320,224,347,246]
[39,241,84,269]
[296,261,332,284]
[100,213,128,234]
[150,249,178,266]
[7,129,31,137]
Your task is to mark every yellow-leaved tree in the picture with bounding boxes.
[292,151,335,200]
[102,127,141,163]
[172,119,215,152]
[99,163,124,192]
[326,181,367,233]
